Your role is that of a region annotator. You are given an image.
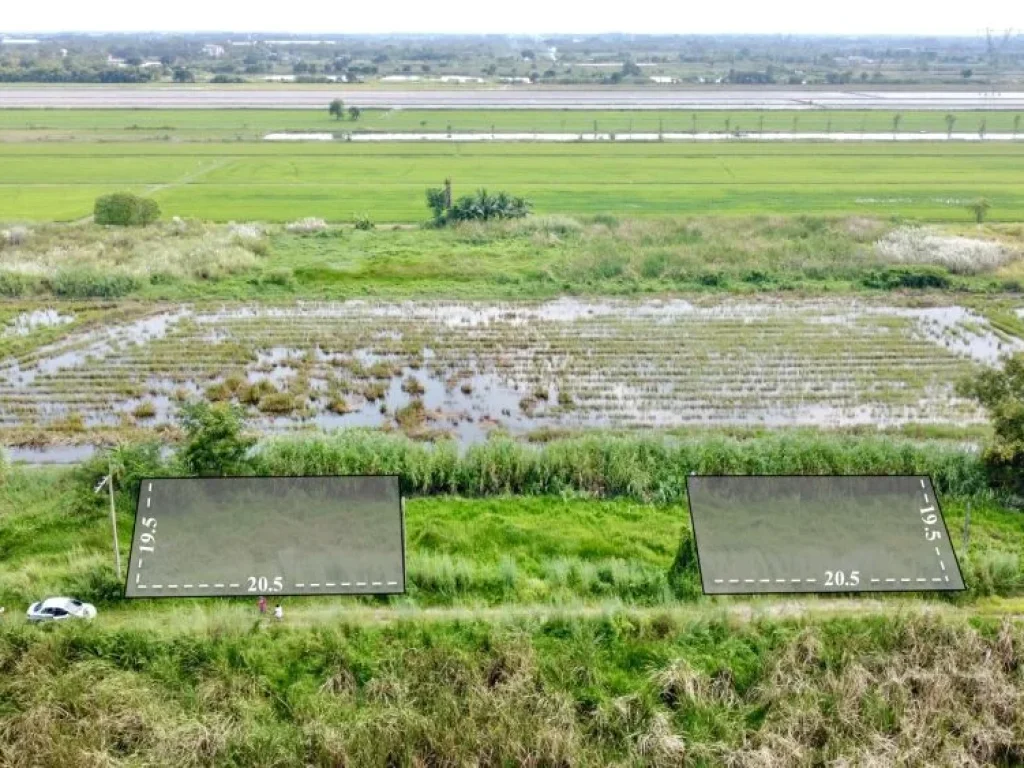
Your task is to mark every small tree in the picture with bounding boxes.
[945,113,956,138]
[328,98,345,120]
[177,401,255,477]
[348,105,361,121]
[1014,115,1021,138]
[892,112,903,137]
[967,197,992,224]
[958,353,1024,495]
[172,67,195,83]
[94,193,160,226]
[978,119,987,140]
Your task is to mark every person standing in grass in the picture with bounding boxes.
[274,603,283,622]
[258,595,267,616]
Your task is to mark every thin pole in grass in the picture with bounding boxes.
[962,501,971,554]
[95,462,122,580]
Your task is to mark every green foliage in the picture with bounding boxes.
[254,431,987,500]
[861,265,951,290]
[176,400,255,476]
[427,187,531,226]
[48,268,141,298]
[967,197,992,224]
[353,213,375,230]
[93,192,160,226]
[958,353,1024,495]
[328,98,345,120]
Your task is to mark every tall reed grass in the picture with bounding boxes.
[253,431,988,501]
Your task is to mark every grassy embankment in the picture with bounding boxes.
[2,142,1024,221]
[2,432,1024,765]
[2,215,1024,300]
[1,108,1022,142]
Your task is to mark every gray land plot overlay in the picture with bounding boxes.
[125,476,404,598]
[687,476,964,595]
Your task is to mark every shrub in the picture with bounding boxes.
[353,213,375,230]
[861,265,951,290]
[93,193,160,226]
[958,353,1024,495]
[259,267,295,288]
[0,271,36,297]
[177,401,255,476]
[49,269,141,298]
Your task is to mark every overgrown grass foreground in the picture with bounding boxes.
[1,613,1022,766]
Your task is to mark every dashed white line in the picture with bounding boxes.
[229,583,240,588]
[135,573,140,584]
[295,583,305,588]
[900,578,911,583]
[371,581,383,586]
[940,561,946,571]
[923,493,930,504]
[146,497,151,508]
[920,479,925,488]
[341,582,351,587]
[198,584,209,588]
[326,582,336,587]
[728,579,739,584]
[184,584,193,588]
[151,584,162,588]
[870,578,880,583]
[932,577,943,582]
[168,584,178,589]
[138,585,146,589]
[743,579,755,583]
[386,581,398,586]
[214,583,224,588]
[775,579,786,584]
[356,582,367,586]
[310,583,321,587]
[759,579,770,583]
[804,578,816,583]
[885,578,896,583]
[935,547,942,557]
[916,578,927,582]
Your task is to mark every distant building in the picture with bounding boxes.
[650,76,679,84]
[0,38,41,45]
[203,44,226,58]
[437,75,486,84]
[106,54,126,67]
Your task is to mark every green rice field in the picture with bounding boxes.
[1,108,1022,142]
[3,141,1024,221]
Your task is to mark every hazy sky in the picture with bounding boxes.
[1,0,1021,36]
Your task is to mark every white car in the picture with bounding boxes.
[26,597,97,622]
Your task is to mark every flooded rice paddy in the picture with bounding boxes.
[0,298,1020,444]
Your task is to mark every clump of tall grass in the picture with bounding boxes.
[0,221,268,291]
[285,217,328,234]
[254,431,988,500]
[875,226,1019,274]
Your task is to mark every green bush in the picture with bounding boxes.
[861,265,951,289]
[0,271,36,297]
[93,193,161,226]
[958,353,1024,495]
[49,269,141,298]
